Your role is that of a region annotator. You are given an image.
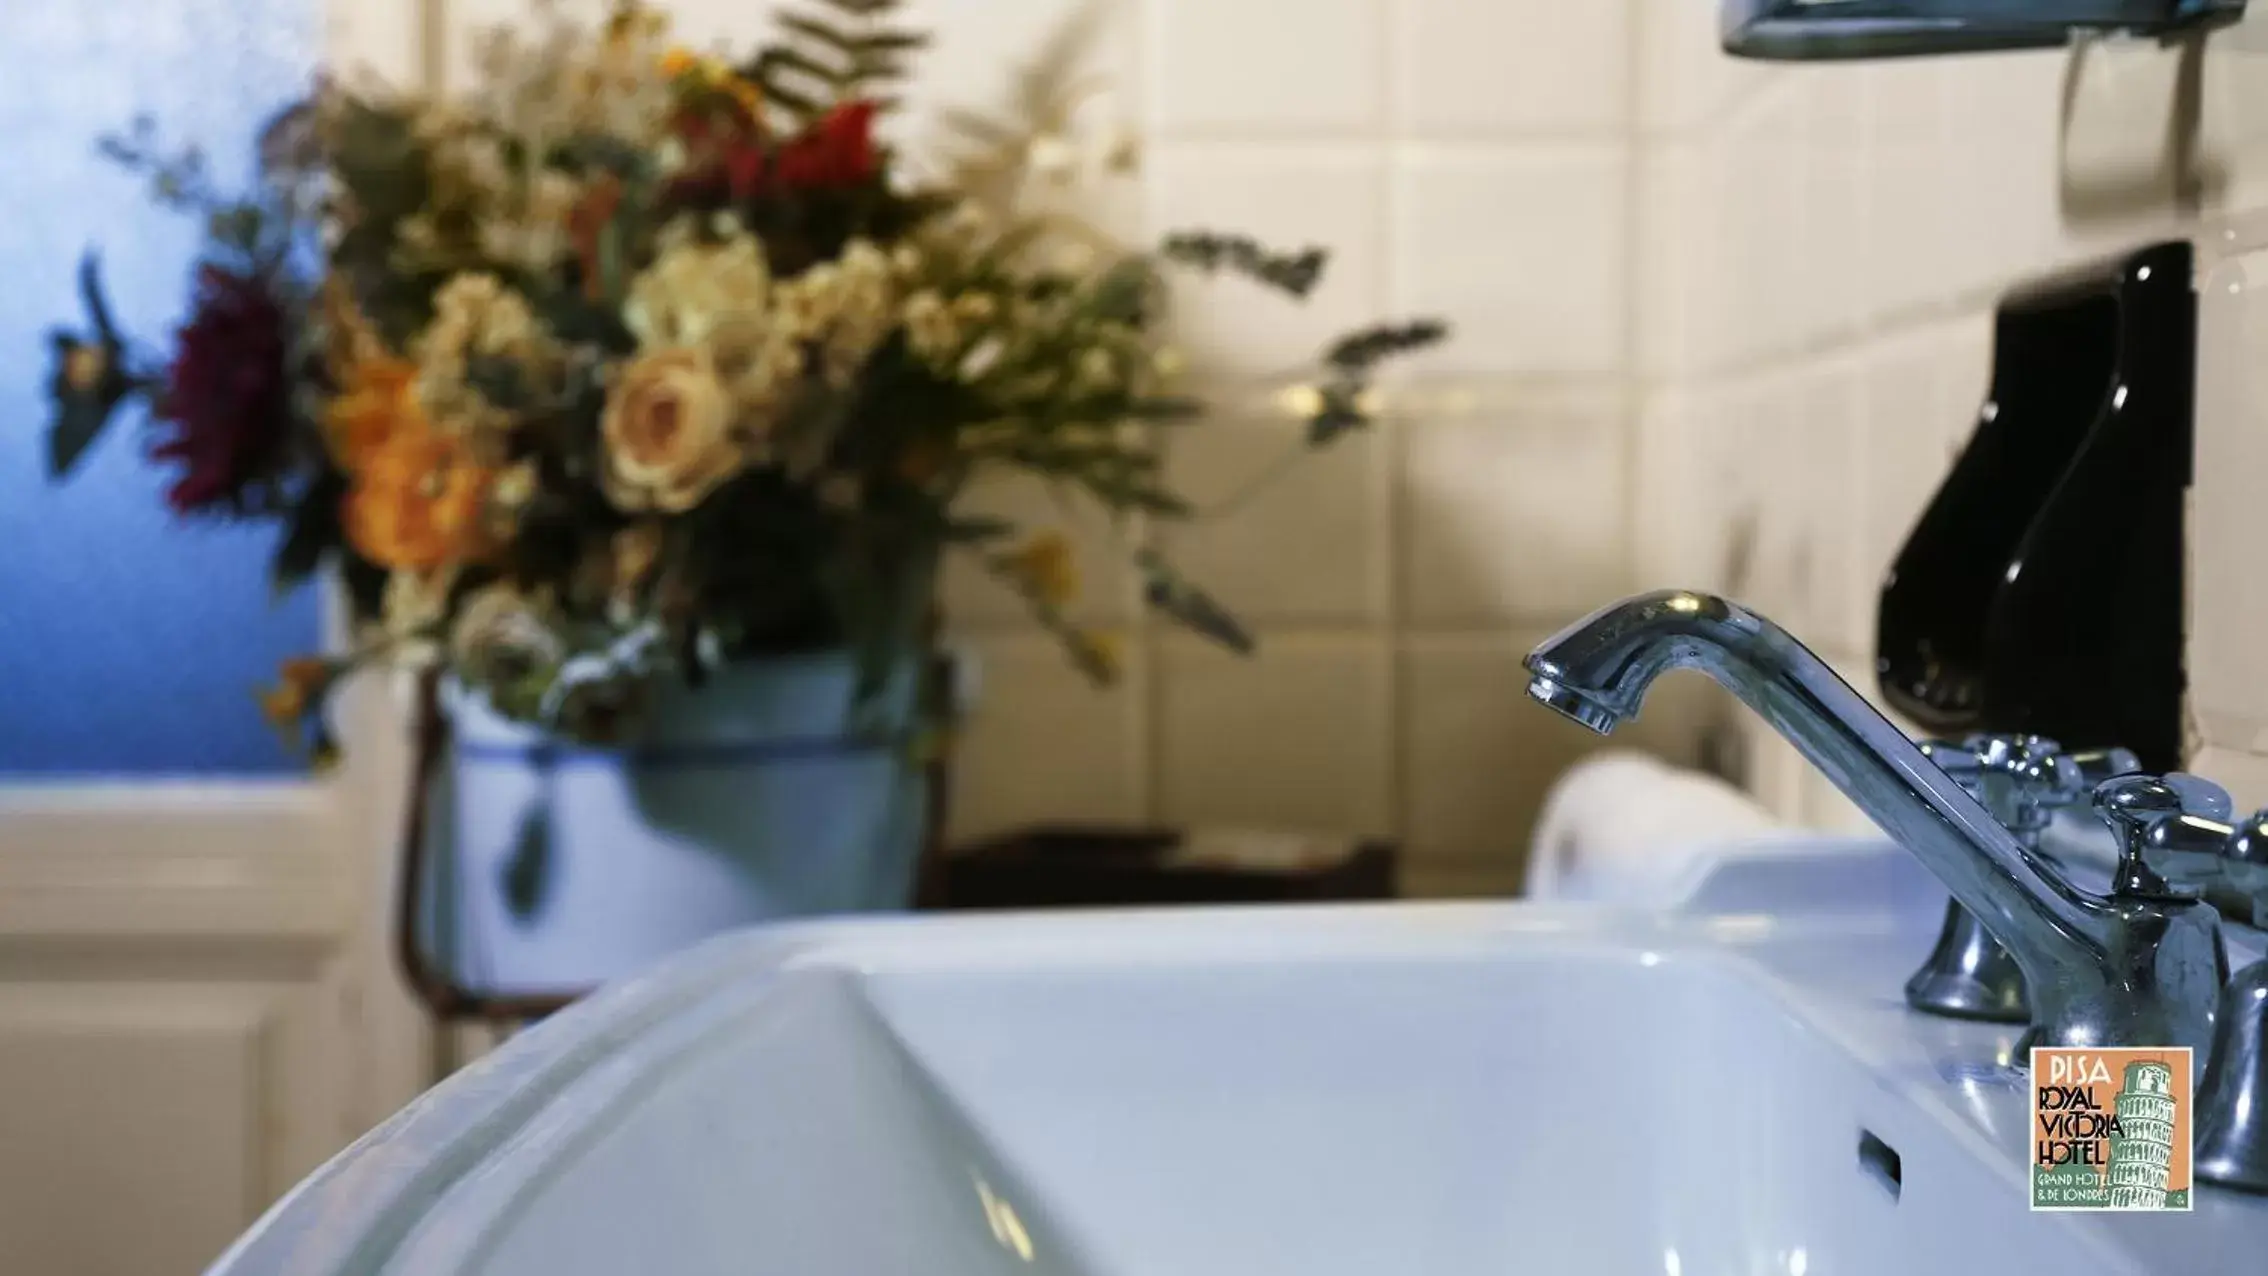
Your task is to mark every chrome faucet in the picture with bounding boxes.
[1524,590,2226,1058]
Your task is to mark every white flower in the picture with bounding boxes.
[492,460,539,509]
[903,291,959,361]
[776,263,844,338]
[1052,241,1096,275]
[946,201,989,239]
[476,220,528,267]
[834,243,894,328]
[463,2,676,152]
[1077,347,1118,391]
[476,170,581,271]
[408,100,480,149]
[1028,135,1080,184]
[425,274,542,360]
[454,134,511,195]
[730,331,806,418]
[959,336,1006,382]
[951,292,998,325]
[410,274,546,458]
[652,214,701,255]
[820,240,898,384]
[840,238,892,286]
[625,233,773,349]
[530,170,578,215]
[382,568,456,643]
[396,214,442,259]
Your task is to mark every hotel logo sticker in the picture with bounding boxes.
[2030,1047,2193,1211]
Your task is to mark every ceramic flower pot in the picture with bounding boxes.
[413,650,931,1000]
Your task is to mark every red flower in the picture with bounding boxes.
[775,101,879,192]
[722,139,768,202]
[662,100,880,211]
[151,265,290,515]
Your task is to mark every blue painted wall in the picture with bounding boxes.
[0,4,323,776]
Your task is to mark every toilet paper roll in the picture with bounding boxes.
[1527,750,1801,904]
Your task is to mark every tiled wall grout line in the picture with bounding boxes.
[1618,0,1647,613]
[1673,298,2003,389]
[1130,0,1163,827]
[1380,0,1410,848]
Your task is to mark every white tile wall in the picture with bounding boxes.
[2189,235,2268,757]
[1394,147,1629,376]
[1145,0,1385,136]
[948,632,1148,837]
[1394,0,1630,138]
[1157,419,1389,625]
[1783,362,1868,654]
[1154,632,1393,834]
[1402,404,1630,624]
[1144,144,1390,373]
[1400,633,1609,868]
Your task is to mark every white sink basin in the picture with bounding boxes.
[215,844,2268,1276]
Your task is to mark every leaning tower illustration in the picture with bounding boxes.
[2107,1060,2177,1208]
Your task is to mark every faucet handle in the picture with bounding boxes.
[2214,811,2268,929]
[2094,774,2227,899]
[2166,772,2237,822]
[1923,734,2090,837]
[2131,802,2268,930]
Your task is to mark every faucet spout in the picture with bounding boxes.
[1527,590,2222,1056]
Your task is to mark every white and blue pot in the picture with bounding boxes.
[413,651,934,1001]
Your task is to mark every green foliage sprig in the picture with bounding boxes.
[1159,232,1328,299]
[747,0,927,126]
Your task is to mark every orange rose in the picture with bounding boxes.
[342,425,495,572]
[326,352,420,473]
[599,347,746,512]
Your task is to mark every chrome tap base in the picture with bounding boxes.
[1905,899,2030,1023]
[2199,961,2268,1195]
